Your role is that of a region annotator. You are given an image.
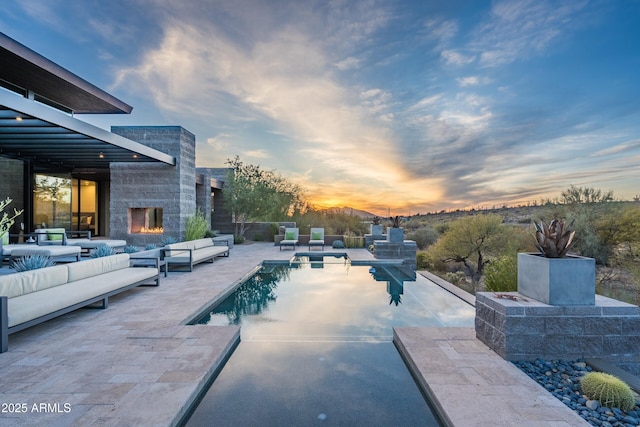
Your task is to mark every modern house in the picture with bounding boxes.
[0,32,232,246]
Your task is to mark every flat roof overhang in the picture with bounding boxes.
[0,91,175,169]
[0,32,132,114]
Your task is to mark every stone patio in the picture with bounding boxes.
[0,243,588,426]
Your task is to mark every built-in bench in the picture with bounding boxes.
[162,238,229,272]
[0,253,160,353]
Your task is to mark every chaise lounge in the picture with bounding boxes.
[280,228,299,251]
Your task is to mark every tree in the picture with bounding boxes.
[561,185,614,205]
[429,214,506,284]
[223,156,306,238]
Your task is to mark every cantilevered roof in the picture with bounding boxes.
[0,32,132,114]
[0,91,175,169]
[0,32,175,170]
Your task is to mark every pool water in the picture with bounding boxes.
[187,256,475,426]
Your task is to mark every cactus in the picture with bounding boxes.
[11,254,55,272]
[90,245,117,258]
[580,372,636,411]
[533,218,575,258]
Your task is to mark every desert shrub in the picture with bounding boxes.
[484,253,518,292]
[416,249,448,272]
[253,232,264,241]
[11,254,55,272]
[580,372,636,411]
[234,234,245,244]
[268,223,279,242]
[204,229,217,238]
[445,271,467,286]
[185,209,208,241]
[145,243,157,250]
[332,240,345,249]
[406,226,439,249]
[123,245,139,254]
[90,245,117,258]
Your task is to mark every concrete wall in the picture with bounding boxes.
[110,126,195,247]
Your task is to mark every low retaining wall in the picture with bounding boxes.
[475,292,640,370]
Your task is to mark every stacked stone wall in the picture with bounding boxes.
[475,292,640,368]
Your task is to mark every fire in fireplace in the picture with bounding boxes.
[129,208,163,234]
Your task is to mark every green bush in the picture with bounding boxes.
[90,245,117,258]
[580,372,636,411]
[11,254,55,272]
[406,226,439,249]
[484,253,518,292]
[234,234,245,244]
[204,229,217,238]
[185,209,208,241]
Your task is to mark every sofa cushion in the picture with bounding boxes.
[192,238,213,250]
[164,241,194,257]
[6,267,157,328]
[66,253,130,282]
[0,265,69,298]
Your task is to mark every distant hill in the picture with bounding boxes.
[320,206,377,219]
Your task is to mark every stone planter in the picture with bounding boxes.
[517,252,596,306]
[370,224,383,235]
[387,227,404,243]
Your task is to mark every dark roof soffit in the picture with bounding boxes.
[0,32,133,114]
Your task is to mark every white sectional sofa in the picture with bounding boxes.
[0,253,160,353]
[162,238,229,271]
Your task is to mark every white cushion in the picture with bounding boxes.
[0,265,69,298]
[66,254,130,282]
[6,267,157,327]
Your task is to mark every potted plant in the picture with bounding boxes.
[517,218,595,305]
[370,216,383,236]
[387,216,404,243]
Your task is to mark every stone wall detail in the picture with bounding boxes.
[475,292,640,369]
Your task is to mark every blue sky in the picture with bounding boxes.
[2,0,639,216]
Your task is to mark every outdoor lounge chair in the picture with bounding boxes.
[308,227,325,251]
[280,228,299,251]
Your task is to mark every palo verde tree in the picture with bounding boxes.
[429,214,508,285]
[223,156,306,238]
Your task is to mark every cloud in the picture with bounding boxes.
[469,0,590,67]
[441,49,475,66]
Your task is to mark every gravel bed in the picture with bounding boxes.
[514,359,640,427]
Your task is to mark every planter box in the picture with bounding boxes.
[517,253,595,306]
[370,224,383,236]
[387,227,404,243]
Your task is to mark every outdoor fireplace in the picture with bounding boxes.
[128,208,163,234]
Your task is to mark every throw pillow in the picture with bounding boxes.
[285,231,295,240]
[311,232,322,240]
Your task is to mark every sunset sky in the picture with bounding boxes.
[2,1,639,216]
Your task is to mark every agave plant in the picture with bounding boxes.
[11,254,55,272]
[90,245,117,258]
[533,218,575,258]
[389,215,403,228]
[123,245,140,254]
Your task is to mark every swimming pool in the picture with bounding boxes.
[186,255,475,426]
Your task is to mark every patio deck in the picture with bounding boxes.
[0,243,586,426]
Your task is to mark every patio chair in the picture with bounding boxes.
[280,228,299,251]
[308,228,325,251]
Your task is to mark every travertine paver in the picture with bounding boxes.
[0,242,303,426]
[394,327,590,426]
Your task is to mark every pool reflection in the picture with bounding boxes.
[195,260,474,340]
